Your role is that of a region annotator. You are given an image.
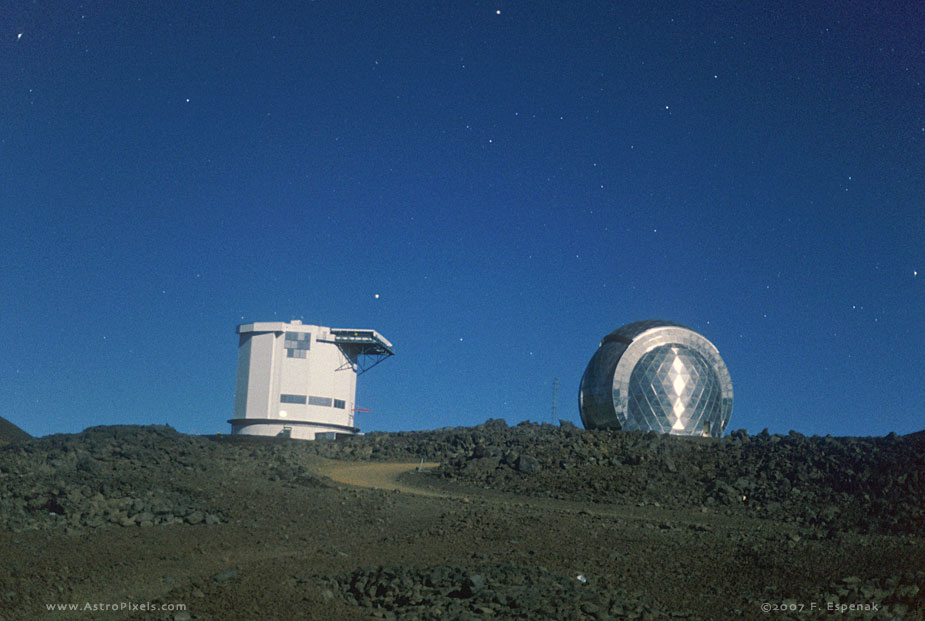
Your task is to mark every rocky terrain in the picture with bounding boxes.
[0,420,922,620]
[0,416,30,447]
[307,420,925,535]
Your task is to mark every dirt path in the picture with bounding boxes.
[312,459,798,536]
[316,460,443,496]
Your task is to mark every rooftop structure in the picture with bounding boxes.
[230,320,393,440]
[579,320,733,437]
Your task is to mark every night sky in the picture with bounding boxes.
[2,2,922,439]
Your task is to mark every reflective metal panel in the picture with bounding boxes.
[579,320,733,437]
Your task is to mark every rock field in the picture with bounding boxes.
[307,419,925,535]
[0,425,324,534]
[0,421,922,620]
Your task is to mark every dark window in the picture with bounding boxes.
[308,396,332,407]
[285,332,311,356]
[280,394,306,404]
[333,399,346,409]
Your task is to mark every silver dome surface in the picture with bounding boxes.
[579,320,733,437]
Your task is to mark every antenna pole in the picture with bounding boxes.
[551,377,559,424]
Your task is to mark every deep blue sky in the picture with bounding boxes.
[2,1,922,438]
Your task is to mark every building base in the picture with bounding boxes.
[228,418,359,441]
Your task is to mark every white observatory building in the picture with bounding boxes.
[230,320,394,440]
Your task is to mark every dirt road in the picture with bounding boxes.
[316,460,441,495]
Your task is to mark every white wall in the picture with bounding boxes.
[231,322,360,437]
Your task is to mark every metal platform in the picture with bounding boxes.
[324,328,395,374]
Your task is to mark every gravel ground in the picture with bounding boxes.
[303,419,925,534]
[0,422,922,620]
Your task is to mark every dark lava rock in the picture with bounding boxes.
[4,420,922,538]
[0,425,338,532]
[326,563,693,620]
[0,415,31,447]
[212,568,238,583]
[757,570,925,618]
[515,454,541,474]
[297,420,925,535]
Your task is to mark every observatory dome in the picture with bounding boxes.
[579,320,733,437]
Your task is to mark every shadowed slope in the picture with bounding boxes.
[0,416,31,446]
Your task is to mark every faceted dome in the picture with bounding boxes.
[579,320,733,437]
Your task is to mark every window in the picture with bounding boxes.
[285,332,311,358]
[333,399,346,409]
[308,396,332,407]
[280,394,306,404]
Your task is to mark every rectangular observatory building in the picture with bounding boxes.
[230,320,393,440]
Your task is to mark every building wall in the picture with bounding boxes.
[231,321,360,437]
[232,334,252,419]
[234,330,279,420]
